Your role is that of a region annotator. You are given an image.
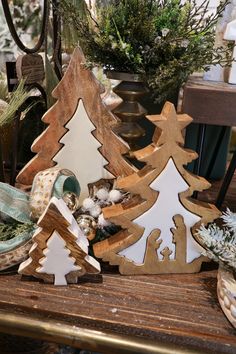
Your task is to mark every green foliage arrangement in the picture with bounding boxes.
[58,0,233,102]
[197,209,236,273]
[0,73,8,102]
[61,0,88,53]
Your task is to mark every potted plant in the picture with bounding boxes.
[196,209,236,328]
[58,0,233,103]
[57,0,233,150]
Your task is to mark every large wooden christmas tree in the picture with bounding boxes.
[93,102,220,274]
[17,48,134,199]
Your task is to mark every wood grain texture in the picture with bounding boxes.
[19,198,100,284]
[0,270,235,353]
[16,47,134,186]
[94,102,220,274]
[182,78,236,126]
[16,54,45,84]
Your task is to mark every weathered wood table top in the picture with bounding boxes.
[0,269,235,353]
[182,78,236,126]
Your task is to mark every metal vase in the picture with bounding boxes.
[106,71,149,152]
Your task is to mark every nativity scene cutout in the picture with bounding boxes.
[94,102,220,274]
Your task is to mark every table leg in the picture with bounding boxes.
[193,124,206,199]
[216,149,236,209]
[205,126,227,180]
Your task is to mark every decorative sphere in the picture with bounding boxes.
[90,205,102,218]
[62,192,79,212]
[109,189,122,203]
[98,213,111,227]
[96,188,109,201]
[76,214,96,240]
[82,198,95,210]
[83,227,90,236]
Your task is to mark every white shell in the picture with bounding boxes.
[217,267,236,328]
[224,295,231,309]
[230,304,236,319]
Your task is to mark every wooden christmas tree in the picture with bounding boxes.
[19,197,100,285]
[17,47,134,199]
[93,102,221,274]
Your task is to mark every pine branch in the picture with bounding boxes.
[0,222,35,241]
[197,210,236,272]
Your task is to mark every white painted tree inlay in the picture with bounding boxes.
[38,230,81,285]
[119,158,202,264]
[53,99,114,200]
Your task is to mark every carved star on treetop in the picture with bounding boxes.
[147,102,192,146]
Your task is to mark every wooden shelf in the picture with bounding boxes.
[0,269,235,353]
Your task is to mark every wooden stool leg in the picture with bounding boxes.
[205,126,227,180]
[216,150,236,209]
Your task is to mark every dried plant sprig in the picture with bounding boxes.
[0,73,8,102]
[0,221,36,241]
[0,80,32,127]
[196,209,236,272]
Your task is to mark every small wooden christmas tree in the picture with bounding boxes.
[93,102,221,274]
[17,47,134,199]
[19,197,100,285]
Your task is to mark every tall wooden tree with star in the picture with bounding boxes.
[93,102,220,274]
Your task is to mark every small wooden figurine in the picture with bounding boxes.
[19,197,100,285]
[17,47,135,199]
[93,102,220,274]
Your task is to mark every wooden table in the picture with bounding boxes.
[0,269,235,353]
[183,78,236,127]
[182,78,236,206]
